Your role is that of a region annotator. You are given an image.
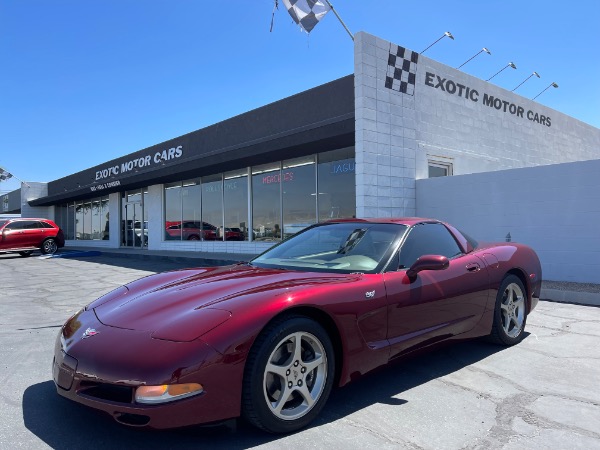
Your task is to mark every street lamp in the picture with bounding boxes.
[487,62,517,81]
[457,47,491,69]
[533,82,559,100]
[421,31,454,54]
[512,71,540,92]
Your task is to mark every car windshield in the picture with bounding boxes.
[252,222,407,273]
[0,220,7,229]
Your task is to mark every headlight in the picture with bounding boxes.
[135,383,204,404]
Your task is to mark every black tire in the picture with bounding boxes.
[188,235,200,241]
[41,238,58,255]
[488,275,528,345]
[242,316,335,434]
[19,251,33,257]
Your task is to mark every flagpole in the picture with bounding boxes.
[323,0,354,41]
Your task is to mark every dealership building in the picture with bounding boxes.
[3,32,600,282]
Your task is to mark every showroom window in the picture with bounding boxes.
[224,169,249,241]
[317,147,356,221]
[162,147,356,243]
[252,162,282,241]
[282,156,317,239]
[202,174,224,240]
[55,196,109,240]
[164,182,183,240]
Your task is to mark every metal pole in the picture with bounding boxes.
[324,0,354,41]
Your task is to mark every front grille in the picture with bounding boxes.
[79,381,134,403]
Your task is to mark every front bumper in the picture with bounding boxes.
[52,310,243,429]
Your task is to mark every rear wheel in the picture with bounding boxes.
[242,316,335,433]
[488,275,527,345]
[41,238,58,255]
[19,251,33,257]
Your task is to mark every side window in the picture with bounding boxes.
[27,221,44,229]
[40,221,55,229]
[398,223,462,269]
[8,221,28,230]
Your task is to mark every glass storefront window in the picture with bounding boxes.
[252,162,281,242]
[67,203,75,240]
[165,182,182,240]
[224,169,248,241]
[317,147,356,221]
[75,202,84,240]
[56,197,109,241]
[202,174,223,241]
[182,179,202,241]
[91,200,101,240]
[282,156,316,238]
[160,146,356,245]
[101,196,110,240]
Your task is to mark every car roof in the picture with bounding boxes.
[8,218,53,221]
[325,217,441,226]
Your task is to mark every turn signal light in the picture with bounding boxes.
[135,383,203,404]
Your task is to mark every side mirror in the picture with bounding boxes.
[406,255,449,278]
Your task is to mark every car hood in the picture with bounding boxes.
[93,263,358,339]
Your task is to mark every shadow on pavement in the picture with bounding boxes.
[54,254,203,274]
[23,339,510,449]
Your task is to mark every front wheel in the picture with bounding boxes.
[41,238,58,255]
[488,275,528,345]
[242,316,335,433]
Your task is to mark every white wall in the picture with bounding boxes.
[416,159,600,283]
[20,183,51,219]
[354,31,600,219]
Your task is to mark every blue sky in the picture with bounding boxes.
[1,0,599,194]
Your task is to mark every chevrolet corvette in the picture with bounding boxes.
[53,218,541,433]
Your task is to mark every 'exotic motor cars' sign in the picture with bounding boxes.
[424,72,552,127]
[91,145,184,192]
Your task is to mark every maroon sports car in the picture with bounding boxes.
[53,218,541,433]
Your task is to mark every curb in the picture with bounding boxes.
[541,288,600,307]
[90,250,242,267]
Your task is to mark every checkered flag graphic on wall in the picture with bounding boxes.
[385,44,419,95]
[282,0,331,33]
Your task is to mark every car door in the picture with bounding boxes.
[383,223,489,359]
[22,220,48,247]
[1,220,30,249]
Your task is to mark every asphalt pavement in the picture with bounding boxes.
[1,251,599,449]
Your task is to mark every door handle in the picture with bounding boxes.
[466,263,480,272]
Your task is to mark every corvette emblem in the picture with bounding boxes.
[82,328,99,339]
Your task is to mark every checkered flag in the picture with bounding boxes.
[0,168,13,181]
[282,0,331,33]
[385,44,419,96]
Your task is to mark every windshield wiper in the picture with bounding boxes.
[337,228,367,254]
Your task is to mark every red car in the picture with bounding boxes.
[165,221,218,241]
[0,218,65,256]
[53,218,541,433]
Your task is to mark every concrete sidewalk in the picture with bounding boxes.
[63,246,600,307]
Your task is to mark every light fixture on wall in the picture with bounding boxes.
[487,62,517,81]
[512,71,540,92]
[457,47,491,69]
[421,31,454,54]
[532,82,559,100]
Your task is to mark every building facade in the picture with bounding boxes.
[4,31,600,260]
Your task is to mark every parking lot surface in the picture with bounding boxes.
[1,252,599,449]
